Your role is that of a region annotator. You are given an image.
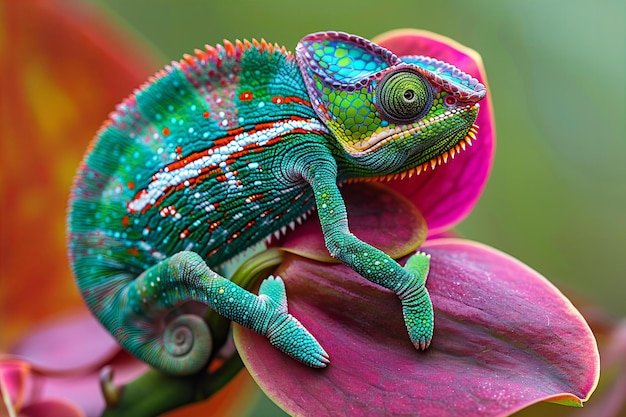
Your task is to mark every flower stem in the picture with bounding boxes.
[230,247,285,290]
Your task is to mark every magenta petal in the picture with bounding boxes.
[235,239,598,417]
[20,399,86,417]
[38,352,148,417]
[10,314,120,372]
[0,359,32,410]
[6,315,148,417]
[372,30,496,234]
[281,182,427,262]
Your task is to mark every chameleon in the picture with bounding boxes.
[68,31,485,375]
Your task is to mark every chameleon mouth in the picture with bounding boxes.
[342,123,479,184]
[349,103,480,154]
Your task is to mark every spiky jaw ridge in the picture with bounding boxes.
[345,103,480,156]
[341,122,479,185]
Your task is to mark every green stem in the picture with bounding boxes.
[230,248,285,290]
[101,354,244,417]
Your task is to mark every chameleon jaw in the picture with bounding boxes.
[347,103,480,155]
[341,123,479,184]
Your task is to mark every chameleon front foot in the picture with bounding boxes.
[401,294,434,350]
[399,251,434,351]
[259,276,330,368]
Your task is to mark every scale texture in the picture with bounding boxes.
[68,31,486,375]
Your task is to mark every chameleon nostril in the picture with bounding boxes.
[444,95,457,106]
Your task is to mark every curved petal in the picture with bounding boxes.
[235,239,598,417]
[0,358,32,411]
[38,352,147,417]
[372,30,496,235]
[20,399,86,417]
[9,315,121,372]
[280,182,427,262]
[7,315,149,417]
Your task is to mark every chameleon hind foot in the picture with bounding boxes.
[259,275,330,368]
[399,251,434,350]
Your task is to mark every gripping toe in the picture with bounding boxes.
[267,312,329,368]
[401,288,434,351]
[259,275,288,312]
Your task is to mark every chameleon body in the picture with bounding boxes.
[68,31,485,375]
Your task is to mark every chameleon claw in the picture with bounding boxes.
[415,337,430,351]
[259,275,330,367]
[402,295,434,352]
[266,313,330,368]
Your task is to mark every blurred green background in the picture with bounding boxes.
[88,0,623,415]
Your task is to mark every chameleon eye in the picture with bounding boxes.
[376,69,433,124]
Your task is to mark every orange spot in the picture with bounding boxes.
[227,127,245,136]
[271,96,310,106]
[208,221,221,232]
[203,111,210,118]
[162,127,170,136]
[128,247,139,256]
[122,215,130,227]
[127,182,135,190]
[239,91,254,101]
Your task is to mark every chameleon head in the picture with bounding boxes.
[296,31,486,174]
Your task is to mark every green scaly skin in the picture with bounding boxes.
[68,31,485,375]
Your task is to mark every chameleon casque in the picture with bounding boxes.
[68,31,485,375]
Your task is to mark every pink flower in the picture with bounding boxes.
[0,316,146,417]
[233,30,599,417]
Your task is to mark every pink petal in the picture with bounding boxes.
[10,314,120,373]
[38,351,148,417]
[281,182,427,261]
[0,359,32,411]
[19,399,85,417]
[574,320,626,417]
[235,239,598,417]
[7,314,148,417]
[372,30,496,235]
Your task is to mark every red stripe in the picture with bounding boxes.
[161,116,313,173]
[127,119,327,214]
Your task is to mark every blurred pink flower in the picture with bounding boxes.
[1,316,146,417]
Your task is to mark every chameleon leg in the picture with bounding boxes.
[306,163,434,350]
[399,251,434,350]
[117,251,328,374]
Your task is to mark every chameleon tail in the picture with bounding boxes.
[73,250,328,374]
[114,255,215,375]
[71,252,214,375]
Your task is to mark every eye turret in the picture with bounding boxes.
[376,69,433,124]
